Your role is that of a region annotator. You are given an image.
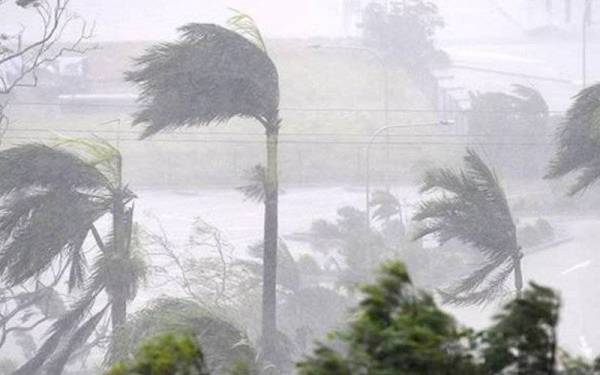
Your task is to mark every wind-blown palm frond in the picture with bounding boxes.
[109,298,257,373]
[125,23,280,138]
[237,164,267,203]
[546,83,600,195]
[12,278,104,375]
[227,8,268,52]
[13,239,140,374]
[0,144,110,195]
[413,149,520,304]
[439,257,513,305]
[55,136,122,188]
[1,141,141,373]
[369,190,402,222]
[44,304,110,375]
[0,146,113,284]
[0,189,108,287]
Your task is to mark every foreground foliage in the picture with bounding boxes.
[107,334,209,375]
[297,262,480,375]
[106,261,599,375]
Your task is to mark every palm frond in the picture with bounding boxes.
[13,284,102,375]
[413,149,519,305]
[0,144,110,196]
[237,164,267,203]
[546,83,600,194]
[0,190,107,287]
[125,23,280,138]
[54,136,122,188]
[44,304,110,375]
[413,149,516,260]
[443,255,512,297]
[369,190,402,222]
[12,327,64,375]
[108,298,255,372]
[439,262,514,306]
[227,8,268,52]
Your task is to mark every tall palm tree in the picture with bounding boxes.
[125,12,282,358]
[413,149,522,305]
[546,83,600,194]
[0,140,144,374]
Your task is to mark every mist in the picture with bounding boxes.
[0,1,599,374]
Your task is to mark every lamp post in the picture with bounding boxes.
[365,120,454,228]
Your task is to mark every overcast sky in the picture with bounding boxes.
[1,0,585,43]
[65,0,348,41]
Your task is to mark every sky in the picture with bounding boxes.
[68,0,348,41]
[3,0,588,43]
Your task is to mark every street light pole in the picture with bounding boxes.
[365,121,453,228]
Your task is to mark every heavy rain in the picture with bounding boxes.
[0,1,599,374]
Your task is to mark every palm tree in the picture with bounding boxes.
[546,83,600,194]
[412,149,522,305]
[0,140,144,374]
[468,85,549,180]
[109,298,259,374]
[125,12,282,358]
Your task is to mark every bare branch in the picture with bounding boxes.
[0,0,97,94]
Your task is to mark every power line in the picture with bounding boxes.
[0,135,561,146]
[2,127,557,138]
[3,100,567,115]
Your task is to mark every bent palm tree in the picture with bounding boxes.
[109,298,259,374]
[546,83,600,194]
[413,149,522,305]
[0,140,144,374]
[125,12,281,358]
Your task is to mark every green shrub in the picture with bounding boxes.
[106,333,209,375]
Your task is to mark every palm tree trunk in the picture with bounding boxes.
[110,193,127,333]
[513,252,524,298]
[261,126,279,363]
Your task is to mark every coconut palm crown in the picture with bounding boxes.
[413,149,522,305]
[125,22,280,137]
[546,83,600,195]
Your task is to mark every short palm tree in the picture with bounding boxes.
[109,298,258,374]
[413,149,522,305]
[546,83,600,194]
[0,140,144,375]
[125,12,282,357]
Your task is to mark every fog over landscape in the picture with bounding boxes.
[2,1,600,374]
